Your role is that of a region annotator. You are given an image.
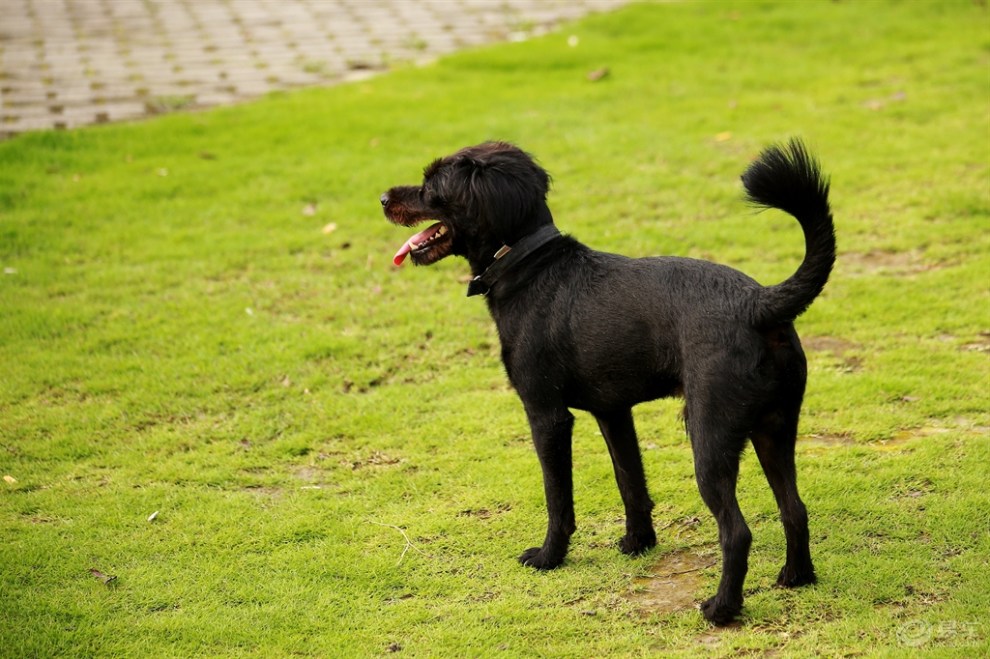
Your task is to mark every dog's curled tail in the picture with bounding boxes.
[742,139,835,327]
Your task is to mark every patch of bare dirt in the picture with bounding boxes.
[242,485,283,499]
[340,451,402,470]
[806,422,988,455]
[960,330,990,353]
[627,548,716,616]
[458,503,512,519]
[804,336,863,372]
[802,432,857,450]
[803,336,859,354]
[800,429,948,453]
[842,249,948,277]
[293,465,327,482]
[888,426,950,443]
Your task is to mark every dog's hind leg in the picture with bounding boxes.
[519,406,576,570]
[686,403,752,625]
[751,411,817,588]
[595,408,657,555]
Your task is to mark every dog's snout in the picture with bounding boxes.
[380,193,389,208]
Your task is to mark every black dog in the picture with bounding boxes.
[381,140,834,625]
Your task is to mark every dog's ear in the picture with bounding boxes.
[458,149,551,244]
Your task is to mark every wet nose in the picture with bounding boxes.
[380,193,389,207]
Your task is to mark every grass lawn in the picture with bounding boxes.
[1,1,988,656]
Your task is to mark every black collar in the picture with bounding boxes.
[466,225,562,297]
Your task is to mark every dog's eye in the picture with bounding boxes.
[425,192,446,207]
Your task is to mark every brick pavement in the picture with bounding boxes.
[0,0,626,139]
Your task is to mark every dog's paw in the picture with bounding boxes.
[776,564,817,588]
[619,530,657,556]
[518,547,565,570]
[699,595,742,626]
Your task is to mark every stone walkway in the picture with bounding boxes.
[0,0,626,139]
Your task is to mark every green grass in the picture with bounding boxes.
[1,1,988,656]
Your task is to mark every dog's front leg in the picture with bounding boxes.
[518,406,576,570]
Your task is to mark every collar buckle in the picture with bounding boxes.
[466,277,490,297]
[465,225,561,298]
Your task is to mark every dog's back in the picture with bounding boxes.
[496,245,803,414]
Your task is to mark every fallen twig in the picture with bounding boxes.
[370,521,431,565]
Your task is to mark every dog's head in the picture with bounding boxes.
[382,142,553,270]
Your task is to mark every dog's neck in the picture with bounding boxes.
[466,224,562,297]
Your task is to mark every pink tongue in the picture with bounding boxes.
[393,223,442,266]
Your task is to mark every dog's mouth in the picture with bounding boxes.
[392,221,452,266]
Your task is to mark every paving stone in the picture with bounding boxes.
[93,101,148,123]
[0,0,627,138]
[48,89,94,106]
[2,88,48,106]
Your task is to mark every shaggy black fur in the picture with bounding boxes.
[381,140,834,625]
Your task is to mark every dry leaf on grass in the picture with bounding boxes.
[89,568,117,585]
[587,67,609,82]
